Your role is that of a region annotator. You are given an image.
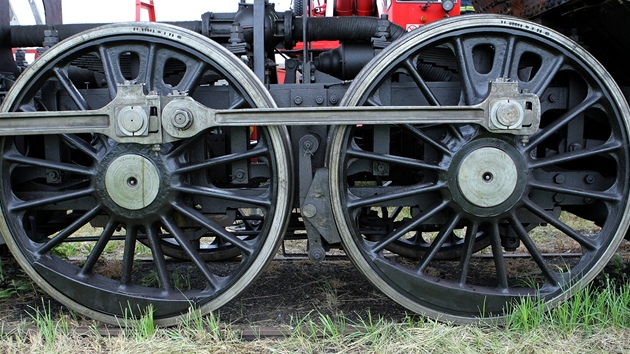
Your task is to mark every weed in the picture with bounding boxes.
[0,279,34,299]
[0,259,38,299]
[318,312,346,339]
[504,277,630,332]
[139,268,192,290]
[26,299,69,347]
[505,296,546,332]
[116,303,156,341]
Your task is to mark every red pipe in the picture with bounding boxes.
[356,0,374,16]
[335,0,354,16]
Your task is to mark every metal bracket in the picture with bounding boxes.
[302,168,342,245]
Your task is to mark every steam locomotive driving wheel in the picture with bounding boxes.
[330,15,630,323]
[0,23,292,325]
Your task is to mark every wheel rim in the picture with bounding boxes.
[330,15,630,323]
[0,23,292,326]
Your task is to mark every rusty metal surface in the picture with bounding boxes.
[471,0,630,86]
[471,0,573,18]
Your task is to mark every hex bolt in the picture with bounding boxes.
[294,96,303,105]
[172,109,193,130]
[315,96,324,105]
[554,173,565,184]
[568,143,582,152]
[553,193,564,203]
[329,95,339,105]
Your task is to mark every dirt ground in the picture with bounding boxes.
[0,251,411,330]
[1,240,629,330]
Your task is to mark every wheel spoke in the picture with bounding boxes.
[527,91,603,148]
[347,182,444,209]
[347,146,445,171]
[170,202,254,256]
[36,206,102,254]
[99,45,119,100]
[229,96,248,110]
[452,37,475,105]
[529,139,622,168]
[175,144,268,174]
[371,200,449,253]
[498,35,516,77]
[120,224,138,287]
[53,67,91,110]
[3,150,93,175]
[144,223,175,293]
[404,58,440,106]
[61,134,100,160]
[141,44,157,92]
[160,215,222,291]
[458,221,479,286]
[529,54,564,96]
[402,124,452,155]
[79,218,118,277]
[522,199,598,250]
[417,212,462,272]
[489,221,509,290]
[178,61,207,93]
[508,214,561,286]
[529,180,621,203]
[10,187,95,212]
[174,184,271,208]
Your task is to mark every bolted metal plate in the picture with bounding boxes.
[105,154,160,210]
[457,147,518,208]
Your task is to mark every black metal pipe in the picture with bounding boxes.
[1,15,405,49]
[292,16,406,43]
[0,21,203,48]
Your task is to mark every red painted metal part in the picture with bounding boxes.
[135,0,156,22]
[382,0,460,31]
[356,0,375,16]
[336,0,355,16]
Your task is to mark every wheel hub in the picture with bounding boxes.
[457,147,518,207]
[448,138,526,217]
[104,154,160,210]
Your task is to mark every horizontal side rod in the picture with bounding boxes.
[0,106,484,138]
[215,106,485,126]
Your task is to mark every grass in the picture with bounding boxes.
[1,234,629,353]
[26,299,70,346]
[505,276,630,332]
[1,274,629,353]
[0,258,38,299]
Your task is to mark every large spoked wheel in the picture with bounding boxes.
[329,15,630,323]
[0,23,292,326]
